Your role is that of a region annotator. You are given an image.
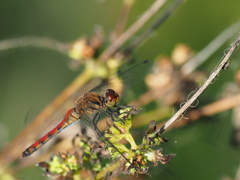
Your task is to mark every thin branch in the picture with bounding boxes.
[156,93,240,132]
[111,0,135,40]
[125,0,184,54]
[193,93,240,117]
[99,0,166,61]
[132,87,240,129]
[0,36,69,54]
[181,21,240,76]
[159,34,240,134]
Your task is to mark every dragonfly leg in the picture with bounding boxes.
[105,108,119,122]
[111,105,141,122]
[92,112,101,130]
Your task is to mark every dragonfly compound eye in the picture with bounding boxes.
[105,89,120,107]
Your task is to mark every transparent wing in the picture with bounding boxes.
[89,60,151,103]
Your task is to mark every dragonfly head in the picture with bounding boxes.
[105,89,120,107]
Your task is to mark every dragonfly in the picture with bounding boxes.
[21,60,149,158]
[21,89,120,157]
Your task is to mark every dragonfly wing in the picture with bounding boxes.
[21,108,80,157]
[89,60,150,98]
[79,111,102,136]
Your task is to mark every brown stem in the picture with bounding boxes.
[158,91,240,132]
[99,0,166,61]
[0,37,69,54]
[125,0,184,54]
[159,34,240,134]
[111,0,135,40]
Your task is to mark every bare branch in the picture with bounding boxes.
[125,0,184,54]
[0,36,69,54]
[181,21,240,76]
[99,0,167,61]
[159,34,240,134]
[111,0,135,40]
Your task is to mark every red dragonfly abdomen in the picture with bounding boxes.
[21,108,80,158]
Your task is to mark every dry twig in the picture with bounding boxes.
[99,0,167,61]
[181,21,240,76]
[125,0,184,54]
[159,34,240,134]
[0,36,69,54]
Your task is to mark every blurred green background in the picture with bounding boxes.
[0,0,240,179]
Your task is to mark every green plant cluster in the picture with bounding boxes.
[37,106,175,180]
